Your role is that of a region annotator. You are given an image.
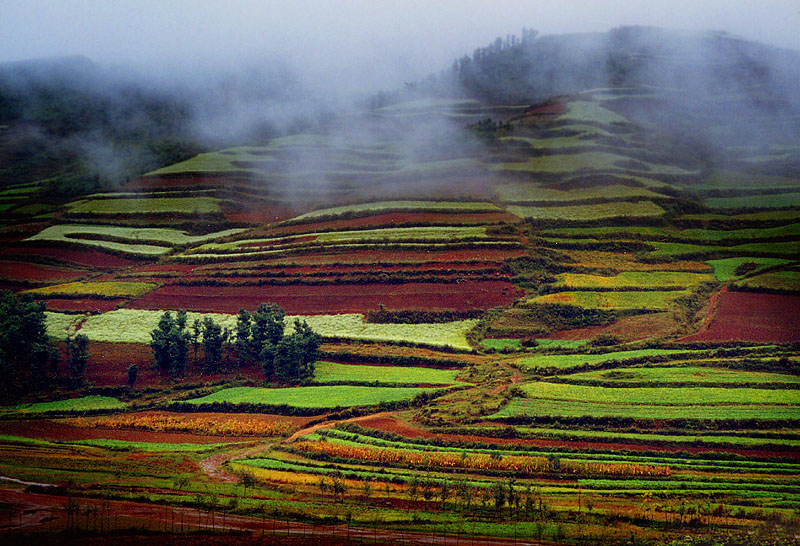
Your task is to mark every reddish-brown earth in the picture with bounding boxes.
[42,298,125,313]
[0,261,87,283]
[0,246,137,268]
[126,280,525,314]
[680,289,800,343]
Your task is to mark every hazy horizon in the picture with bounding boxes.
[2,0,798,95]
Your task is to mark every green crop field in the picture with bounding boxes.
[291,200,500,220]
[67,197,221,215]
[6,396,125,414]
[565,366,800,385]
[313,361,464,385]
[733,269,800,292]
[508,200,665,220]
[704,192,800,209]
[494,182,665,203]
[551,271,714,289]
[496,152,689,175]
[708,257,793,281]
[179,385,446,408]
[526,289,689,310]
[26,281,156,298]
[514,348,703,371]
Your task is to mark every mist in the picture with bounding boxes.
[1,2,799,201]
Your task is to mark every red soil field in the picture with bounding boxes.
[0,419,237,445]
[225,205,299,224]
[43,298,125,313]
[243,248,527,266]
[77,342,265,387]
[126,281,525,314]
[0,245,138,268]
[269,211,521,236]
[680,290,800,343]
[0,260,87,283]
[197,261,503,276]
[357,415,799,459]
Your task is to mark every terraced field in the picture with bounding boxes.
[2,86,799,546]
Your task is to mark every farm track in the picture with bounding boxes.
[200,412,398,483]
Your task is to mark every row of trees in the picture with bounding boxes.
[150,303,320,383]
[0,291,90,396]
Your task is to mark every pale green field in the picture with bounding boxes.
[507,201,665,220]
[46,310,478,349]
[514,349,700,371]
[526,290,689,310]
[313,362,463,385]
[733,269,800,292]
[552,271,714,289]
[26,281,156,298]
[495,152,689,176]
[67,197,221,215]
[704,192,800,209]
[567,366,800,385]
[556,101,628,124]
[181,385,444,408]
[291,200,500,221]
[6,396,125,414]
[495,183,664,203]
[708,258,793,282]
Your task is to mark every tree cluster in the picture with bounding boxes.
[234,303,320,383]
[150,303,320,383]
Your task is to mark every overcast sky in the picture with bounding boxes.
[2,0,798,92]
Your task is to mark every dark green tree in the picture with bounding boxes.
[234,308,252,364]
[0,291,54,394]
[127,364,138,387]
[201,317,224,373]
[250,303,285,357]
[150,310,190,378]
[65,334,90,385]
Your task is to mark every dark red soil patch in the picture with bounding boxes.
[0,419,236,444]
[79,342,264,388]
[225,205,298,224]
[523,102,566,116]
[0,261,87,283]
[680,289,800,343]
[247,248,527,266]
[42,298,125,313]
[270,211,520,236]
[356,415,800,459]
[125,280,525,314]
[546,312,678,342]
[0,245,138,268]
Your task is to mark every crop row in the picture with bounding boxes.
[71,412,297,436]
[66,197,222,215]
[288,200,501,222]
[508,200,665,220]
[26,281,156,298]
[288,438,671,478]
[525,290,690,310]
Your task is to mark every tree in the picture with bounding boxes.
[201,317,224,373]
[65,334,89,385]
[234,309,252,364]
[127,364,138,387]
[0,291,54,395]
[150,310,190,377]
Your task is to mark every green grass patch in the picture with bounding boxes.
[7,395,125,414]
[508,201,665,220]
[704,192,800,209]
[526,290,689,310]
[68,197,221,215]
[515,349,701,371]
[708,257,792,282]
[313,361,463,386]
[179,386,444,409]
[557,101,628,124]
[733,269,800,292]
[552,271,714,290]
[291,200,500,221]
[26,281,156,298]
[495,152,689,176]
[567,366,800,385]
[495,182,664,203]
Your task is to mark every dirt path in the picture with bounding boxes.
[676,285,726,342]
[283,411,396,443]
[487,363,522,396]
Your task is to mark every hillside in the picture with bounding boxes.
[0,27,798,546]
